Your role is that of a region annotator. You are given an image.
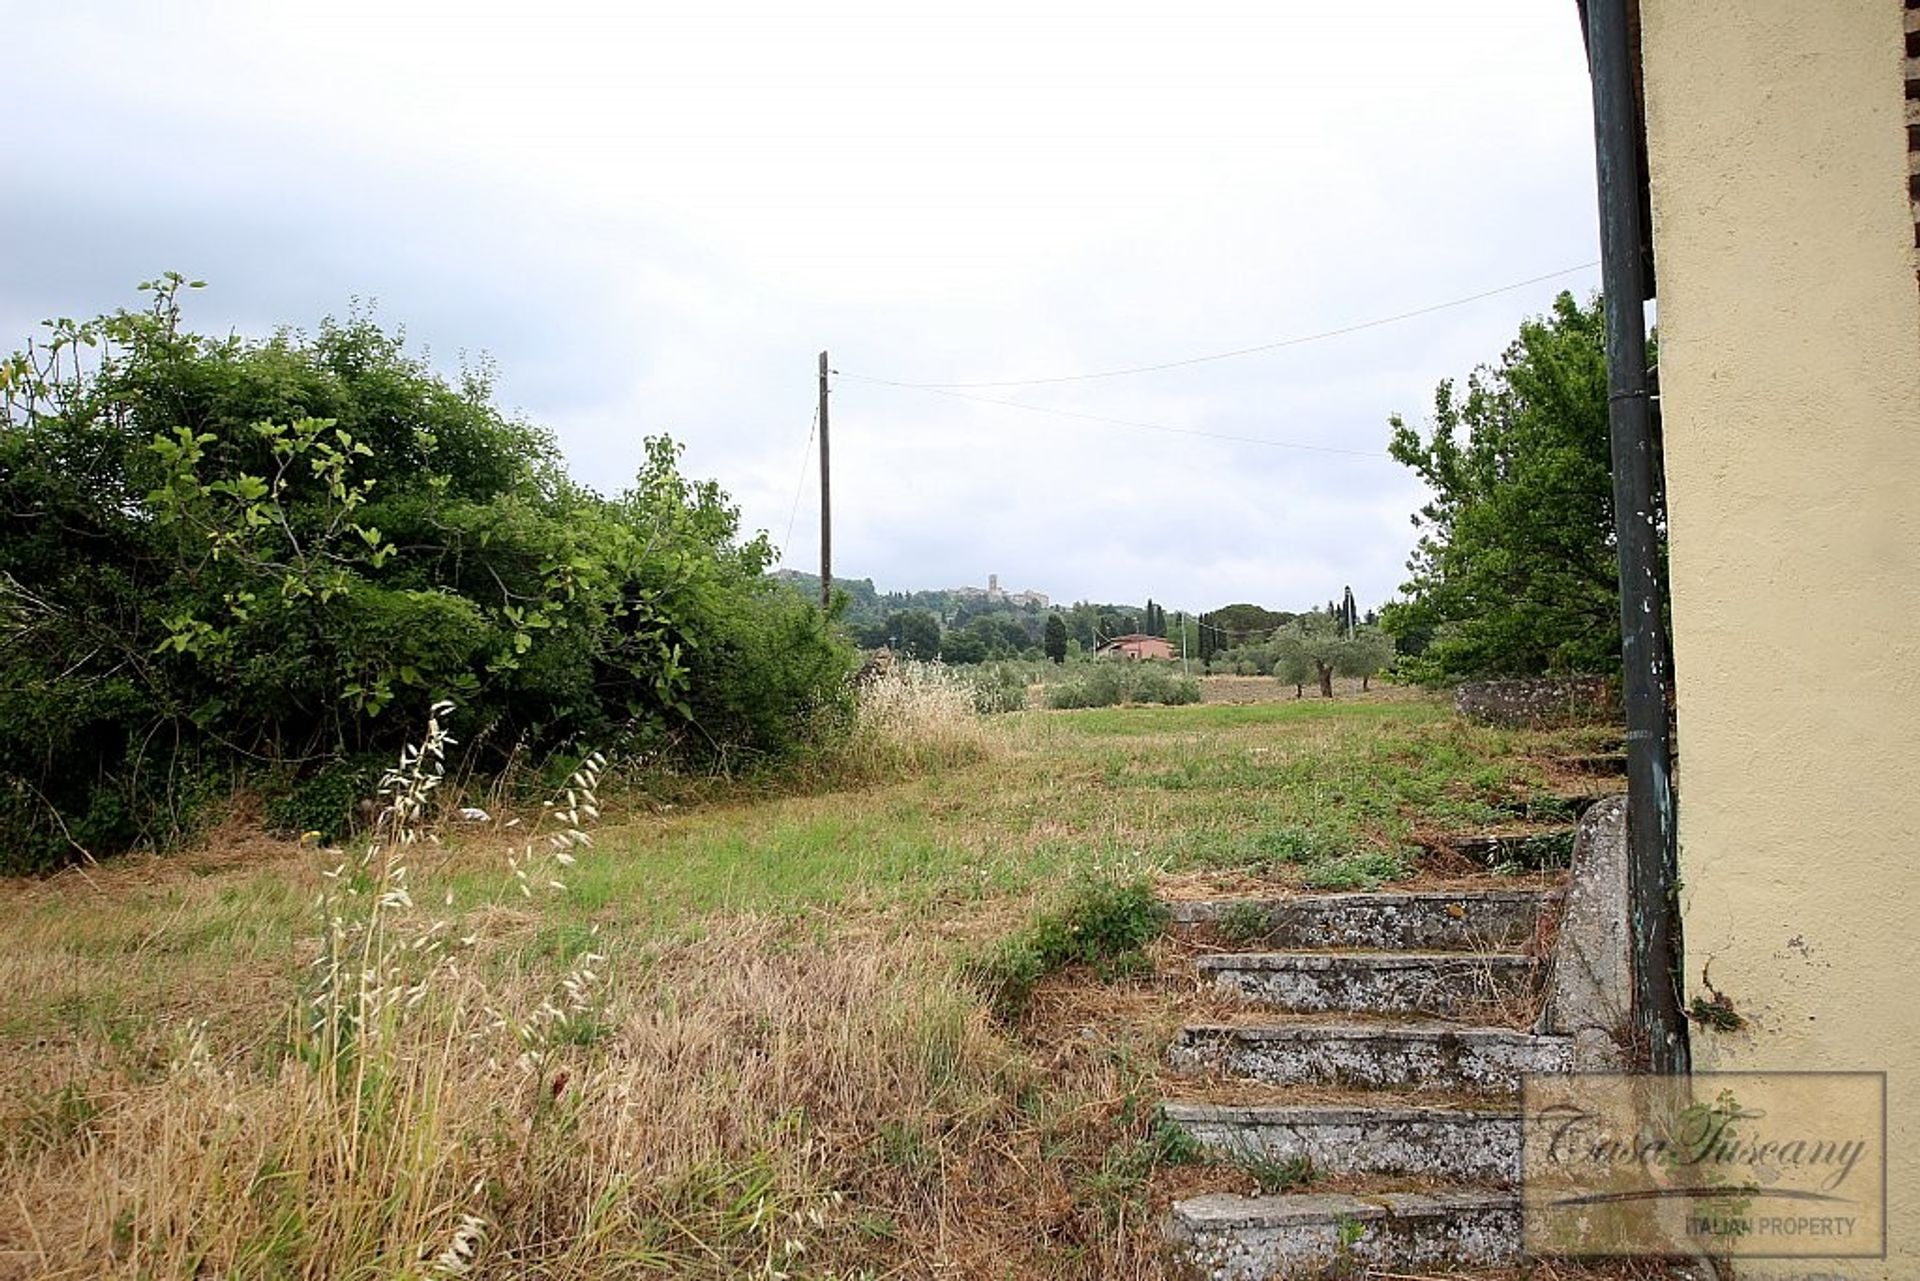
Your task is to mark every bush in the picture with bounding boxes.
[1044,663,1201,710]
[966,877,1169,1020]
[960,662,1031,714]
[260,757,383,842]
[0,278,855,870]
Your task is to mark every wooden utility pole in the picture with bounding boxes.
[817,351,831,610]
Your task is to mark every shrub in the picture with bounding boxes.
[961,662,1031,714]
[1044,663,1200,710]
[261,757,382,842]
[0,278,854,870]
[966,877,1169,1020]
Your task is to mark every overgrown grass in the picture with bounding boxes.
[832,660,1006,778]
[0,690,1612,1278]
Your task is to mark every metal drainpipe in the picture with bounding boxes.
[1584,0,1689,1074]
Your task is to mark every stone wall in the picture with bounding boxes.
[1452,677,1617,727]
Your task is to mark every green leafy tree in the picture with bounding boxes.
[1270,615,1387,698]
[0,278,854,869]
[1384,292,1633,682]
[1271,628,1312,698]
[886,609,941,660]
[1208,602,1292,643]
[1043,613,1068,664]
[941,630,987,664]
[1336,626,1394,691]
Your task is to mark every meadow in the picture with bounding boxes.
[0,679,1614,1280]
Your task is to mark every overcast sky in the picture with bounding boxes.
[3,0,1599,613]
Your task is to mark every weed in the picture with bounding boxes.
[1516,828,1577,869]
[834,661,1001,777]
[1523,793,1576,822]
[1332,1213,1367,1277]
[11,1083,98,1155]
[1235,1151,1314,1195]
[960,661,1033,714]
[1214,901,1273,946]
[1080,1117,1204,1226]
[966,877,1169,1020]
[876,1119,935,1175]
[1302,849,1413,891]
[1688,964,1745,1032]
[1253,826,1336,865]
[1143,1116,1207,1168]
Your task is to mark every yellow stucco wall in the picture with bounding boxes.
[1642,2,1920,1275]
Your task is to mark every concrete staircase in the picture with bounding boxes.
[1160,886,1571,1279]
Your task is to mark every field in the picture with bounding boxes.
[0,681,1618,1280]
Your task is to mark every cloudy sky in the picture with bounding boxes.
[3,0,1599,613]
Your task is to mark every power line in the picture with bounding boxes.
[842,261,1599,390]
[778,404,819,565]
[836,379,1389,458]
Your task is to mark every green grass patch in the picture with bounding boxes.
[965,877,1169,1021]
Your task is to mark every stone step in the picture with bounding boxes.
[1504,791,1616,820]
[1169,888,1556,951]
[1198,951,1540,1018]
[1448,828,1577,870]
[1168,1188,1520,1279]
[1169,1022,1573,1094]
[1160,1101,1522,1183]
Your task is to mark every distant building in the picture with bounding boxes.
[1096,633,1173,662]
[948,573,1050,609]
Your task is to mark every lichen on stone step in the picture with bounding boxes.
[1159,1101,1522,1183]
[1168,1187,1521,1280]
[1198,950,1540,1018]
[1169,1021,1573,1094]
[1168,888,1558,951]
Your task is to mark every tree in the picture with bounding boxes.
[1043,613,1068,664]
[1336,627,1394,691]
[1271,627,1313,698]
[940,630,987,664]
[1384,291,1633,682]
[1209,602,1291,644]
[1270,615,1373,698]
[885,609,941,660]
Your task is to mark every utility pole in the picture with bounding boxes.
[818,350,831,611]
[1587,0,1686,1073]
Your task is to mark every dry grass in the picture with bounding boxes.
[0,695,1160,1281]
[3,918,1188,1280]
[0,690,1630,1280]
[836,660,1009,778]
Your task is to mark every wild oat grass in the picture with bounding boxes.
[0,706,1180,1281]
[1,694,1617,1280]
[3,920,1181,1280]
[835,660,1006,778]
